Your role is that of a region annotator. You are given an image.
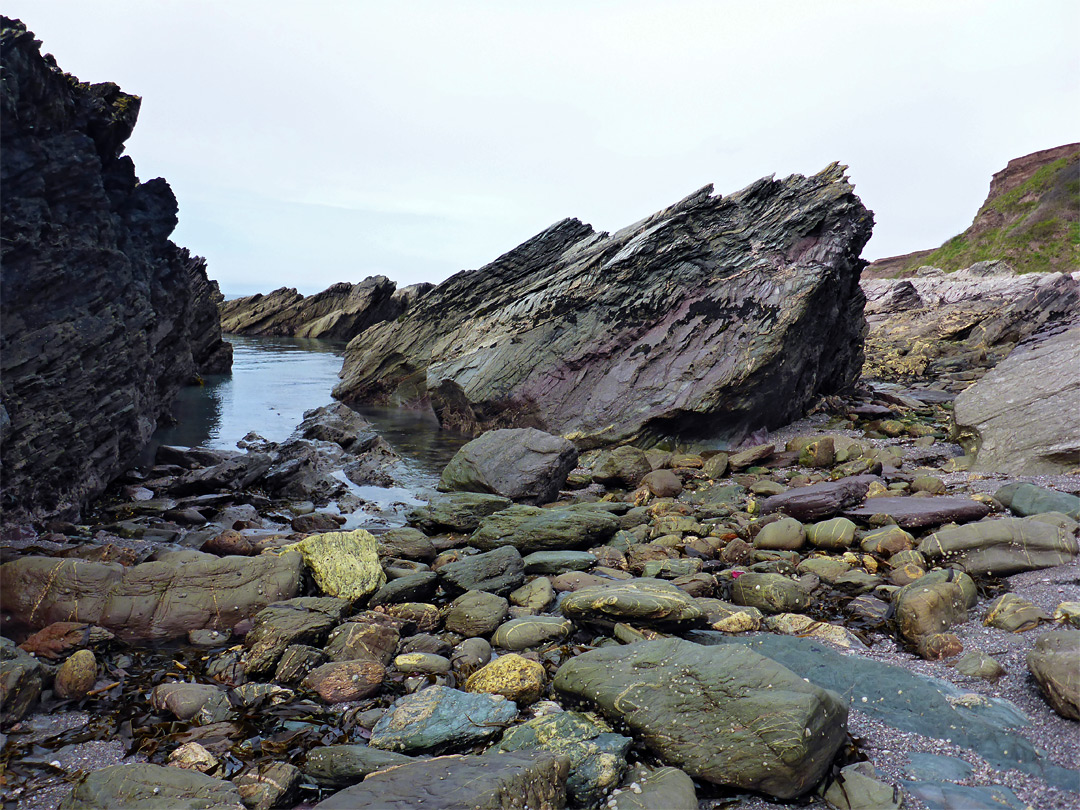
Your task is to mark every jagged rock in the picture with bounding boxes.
[313,750,568,810]
[219,277,431,340]
[438,428,578,505]
[437,546,525,595]
[953,320,1080,475]
[334,166,872,447]
[0,552,302,640]
[0,18,232,523]
[285,530,385,602]
[234,762,301,810]
[242,598,346,676]
[553,637,847,798]
[0,636,42,723]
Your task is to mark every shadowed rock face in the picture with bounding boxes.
[0,17,232,523]
[219,278,434,341]
[333,165,873,448]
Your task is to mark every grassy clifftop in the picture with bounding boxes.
[868,144,1079,277]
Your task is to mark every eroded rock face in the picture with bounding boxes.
[952,320,1080,475]
[219,277,433,340]
[334,165,873,447]
[0,18,232,523]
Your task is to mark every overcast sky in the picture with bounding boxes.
[9,1,1079,295]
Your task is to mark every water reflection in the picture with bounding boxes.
[354,405,471,478]
[149,335,347,456]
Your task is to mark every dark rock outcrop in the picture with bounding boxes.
[333,165,873,447]
[0,18,232,523]
[219,277,434,340]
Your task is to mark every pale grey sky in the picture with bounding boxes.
[8,1,1079,295]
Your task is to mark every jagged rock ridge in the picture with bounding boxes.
[219,277,434,341]
[334,165,874,448]
[0,17,233,523]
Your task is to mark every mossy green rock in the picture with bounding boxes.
[287,530,385,601]
[894,580,967,642]
[492,616,573,650]
[984,593,1049,632]
[754,517,805,550]
[0,638,42,723]
[444,590,509,638]
[560,578,704,626]
[806,517,857,549]
[302,744,415,788]
[471,504,619,553]
[369,685,518,752]
[995,482,1080,520]
[497,710,632,805]
[953,651,1006,681]
[609,764,698,809]
[1026,629,1080,720]
[796,556,851,585]
[406,492,513,533]
[553,637,847,799]
[730,572,812,614]
[59,763,244,810]
[919,517,1078,575]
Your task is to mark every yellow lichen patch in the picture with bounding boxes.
[465,653,546,705]
[283,530,385,601]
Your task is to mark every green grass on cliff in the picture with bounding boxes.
[900,152,1079,275]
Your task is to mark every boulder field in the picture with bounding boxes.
[0,17,232,524]
[2,389,1078,809]
[333,164,874,448]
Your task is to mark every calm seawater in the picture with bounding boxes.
[148,335,468,483]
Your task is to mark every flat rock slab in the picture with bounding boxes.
[995,482,1080,520]
[560,578,705,626]
[369,685,518,753]
[919,517,1078,576]
[844,496,990,528]
[438,428,578,505]
[58,762,244,810]
[687,632,1077,791]
[0,553,302,641]
[313,750,569,810]
[759,475,881,522]
[553,637,847,799]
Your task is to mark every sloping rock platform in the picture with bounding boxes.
[334,164,873,447]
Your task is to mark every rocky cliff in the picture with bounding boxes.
[334,164,873,448]
[866,143,1079,278]
[219,277,434,341]
[0,18,233,523]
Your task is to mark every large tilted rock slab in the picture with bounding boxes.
[953,320,1080,475]
[314,751,569,810]
[0,552,302,640]
[553,638,847,799]
[334,165,873,447]
[0,18,232,523]
[219,277,433,340]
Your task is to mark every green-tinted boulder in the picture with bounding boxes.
[984,593,1050,632]
[560,578,704,626]
[0,637,42,723]
[823,763,901,809]
[406,492,513,534]
[754,517,805,550]
[918,517,1078,575]
[59,763,244,809]
[730,572,812,614]
[369,685,518,753]
[302,745,415,788]
[242,597,345,676]
[553,638,847,799]
[860,525,915,556]
[497,710,631,805]
[471,505,619,554]
[522,550,597,575]
[797,556,852,585]
[313,750,569,810]
[995,482,1080,520]
[1026,629,1080,720]
[608,764,698,809]
[894,580,967,642]
[953,651,1006,681]
[585,445,652,487]
[806,517,857,549]
[492,616,573,650]
[443,590,509,638]
[287,530,385,601]
[437,546,525,595]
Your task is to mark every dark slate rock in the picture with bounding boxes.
[438,545,524,595]
[759,475,882,521]
[844,496,990,529]
[686,632,1077,790]
[368,571,438,605]
[438,428,578,505]
[0,636,42,723]
[407,492,513,534]
[369,685,518,753]
[301,744,415,789]
[608,764,698,809]
[553,638,847,799]
[242,598,343,676]
[313,750,569,810]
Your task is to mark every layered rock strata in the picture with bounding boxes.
[219,277,434,340]
[0,18,232,522]
[334,164,873,447]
